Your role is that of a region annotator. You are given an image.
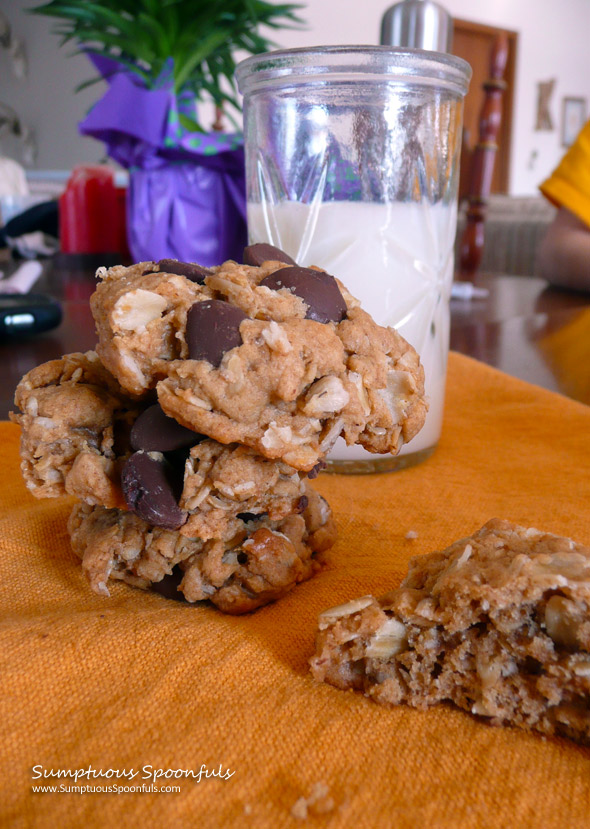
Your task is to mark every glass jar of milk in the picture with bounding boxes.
[236,47,471,472]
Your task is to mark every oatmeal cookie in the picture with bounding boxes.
[11,351,140,506]
[13,355,311,539]
[119,435,310,541]
[311,519,590,744]
[179,440,308,541]
[68,486,336,614]
[88,256,426,471]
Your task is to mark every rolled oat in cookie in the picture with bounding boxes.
[13,354,313,541]
[311,519,590,744]
[11,351,140,507]
[68,485,336,614]
[151,264,425,470]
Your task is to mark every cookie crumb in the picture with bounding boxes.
[405,530,418,540]
[291,782,334,820]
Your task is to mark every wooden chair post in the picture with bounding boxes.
[459,33,509,274]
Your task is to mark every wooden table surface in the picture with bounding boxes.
[1,258,590,419]
[450,273,590,403]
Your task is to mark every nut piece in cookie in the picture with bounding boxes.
[311,518,590,744]
[68,486,337,614]
[91,261,213,395]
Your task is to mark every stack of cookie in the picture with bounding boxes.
[12,245,427,613]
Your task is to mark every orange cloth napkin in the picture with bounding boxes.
[2,352,590,828]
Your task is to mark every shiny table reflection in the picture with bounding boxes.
[450,274,590,405]
[1,260,589,420]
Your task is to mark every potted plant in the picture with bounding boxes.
[31,0,303,264]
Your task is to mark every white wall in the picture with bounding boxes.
[2,0,590,195]
[0,0,105,169]
[272,0,590,195]
[445,0,590,194]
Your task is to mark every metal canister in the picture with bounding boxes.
[380,0,453,53]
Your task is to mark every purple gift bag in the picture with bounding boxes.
[79,56,247,266]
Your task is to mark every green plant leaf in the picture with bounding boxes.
[29,0,306,118]
[178,111,204,133]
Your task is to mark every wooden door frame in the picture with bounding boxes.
[452,18,519,193]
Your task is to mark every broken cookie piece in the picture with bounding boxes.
[311,519,590,744]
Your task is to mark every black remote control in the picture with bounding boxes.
[0,293,62,336]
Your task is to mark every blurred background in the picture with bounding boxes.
[1,0,589,273]
[2,0,590,193]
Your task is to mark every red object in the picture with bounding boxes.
[59,165,129,256]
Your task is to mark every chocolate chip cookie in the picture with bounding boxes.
[91,258,427,471]
[69,485,337,614]
[13,356,312,542]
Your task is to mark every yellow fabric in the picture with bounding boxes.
[540,120,590,227]
[2,352,590,828]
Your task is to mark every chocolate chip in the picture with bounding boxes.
[186,300,248,366]
[121,451,187,530]
[131,404,203,453]
[260,267,347,324]
[307,460,327,479]
[157,258,210,284]
[243,243,296,267]
[152,565,186,602]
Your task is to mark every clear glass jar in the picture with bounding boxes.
[236,47,471,473]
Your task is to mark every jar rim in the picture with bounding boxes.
[236,45,471,97]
